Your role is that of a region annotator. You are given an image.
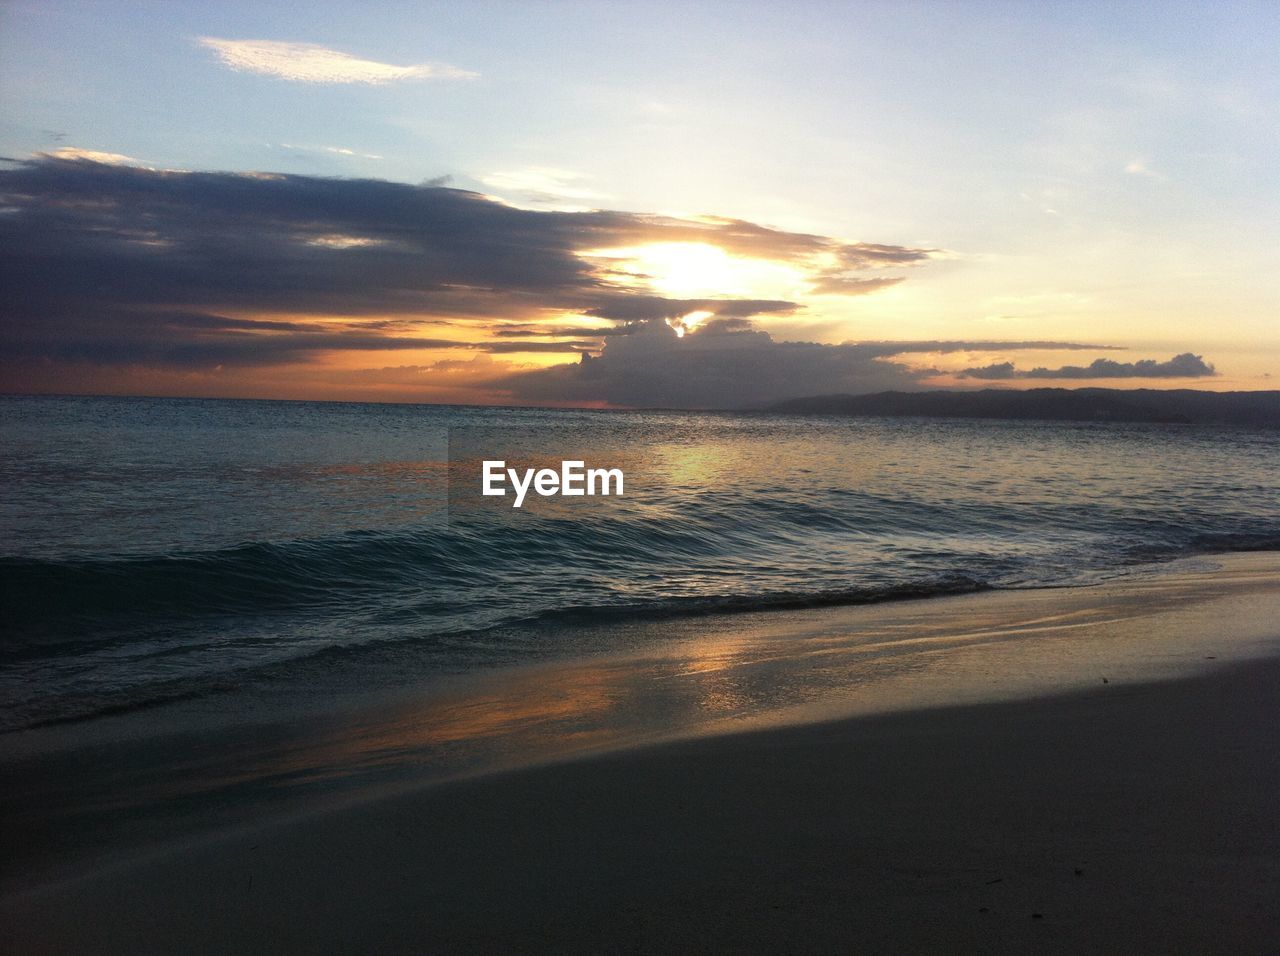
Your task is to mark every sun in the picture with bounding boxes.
[667,309,714,337]
[580,242,804,299]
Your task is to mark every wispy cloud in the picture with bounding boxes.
[1124,159,1166,181]
[480,167,610,210]
[804,242,935,296]
[808,275,904,296]
[197,38,476,84]
[323,146,382,159]
[279,143,384,160]
[47,147,143,165]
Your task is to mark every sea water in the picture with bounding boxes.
[2,394,1277,731]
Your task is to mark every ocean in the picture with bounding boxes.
[2,394,1278,734]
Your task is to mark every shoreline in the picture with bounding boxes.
[5,658,1279,952]
[10,551,1279,751]
[4,552,1280,950]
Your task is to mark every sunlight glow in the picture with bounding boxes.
[581,242,805,299]
[304,234,387,249]
[666,309,714,337]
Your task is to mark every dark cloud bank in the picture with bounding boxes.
[0,156,1222,407]
[498,323,1136,408]
[959,353,1216,380]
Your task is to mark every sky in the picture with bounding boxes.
[1,0,1277,407]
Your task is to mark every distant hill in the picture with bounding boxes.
[768,388,1280,427]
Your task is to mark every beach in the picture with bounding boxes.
[4,553,1279,953]
[7,4,1280,950]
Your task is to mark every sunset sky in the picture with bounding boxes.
[1,1,1277,406]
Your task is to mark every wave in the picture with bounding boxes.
[5,505,1280,653]
[1,572,997,732]
[0,531,449,637]
[6,398,1280,737]
[4,533,1278,735]
[502,574,996,625]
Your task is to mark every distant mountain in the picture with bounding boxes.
[768,388,1280,427]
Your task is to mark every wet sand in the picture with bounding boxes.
[3,554,1280,952]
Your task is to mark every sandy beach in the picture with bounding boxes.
[8,5,1280,949]
[4,553,1280,953]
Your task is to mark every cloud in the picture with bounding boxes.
[46,147,143,166]
[802,242,935,296]
[859,340,1120,355]
[197,37,476,84]
[0,156,943,380]
[337,355,508,384]
[280,143,384,160]
[1124,159,1165,180]
[498,323,1132,409]
[480,167,610,208]
[582,297,798,322]
[591,215,936,268]
[490,324,639,338]
[958,353,1217,380]
[0,313,462,370]
[809,275,904,295]
[0,305,592,370]
[836,243,934,268]
[480,340,597,354]
[2,156,1090,406]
